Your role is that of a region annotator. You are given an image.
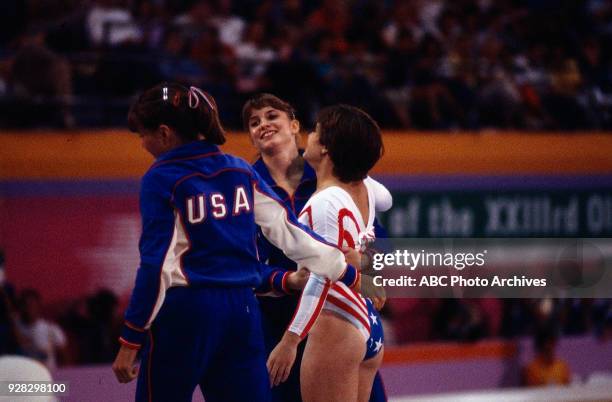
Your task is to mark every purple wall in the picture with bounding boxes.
[52,336,611,401]
[380,359,521,396]
[380,336,612,396]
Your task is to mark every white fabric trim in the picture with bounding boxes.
[145,212,189,328]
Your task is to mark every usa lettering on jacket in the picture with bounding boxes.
[186,186,251,223]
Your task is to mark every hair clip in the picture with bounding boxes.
[188,86,214,110]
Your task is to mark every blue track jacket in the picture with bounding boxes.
[119,141,351,349]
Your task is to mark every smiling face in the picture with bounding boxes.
[247,106,300,154]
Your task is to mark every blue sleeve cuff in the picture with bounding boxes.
[272,270,292,294]
[338,264,359,288]
[119,321,146,349]
[255,273,273,294]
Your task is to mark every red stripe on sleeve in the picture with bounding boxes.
[119,337,142,350]
[293,280,331,339]
[281,271,291,293]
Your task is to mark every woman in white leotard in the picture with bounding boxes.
[268,104,386,402]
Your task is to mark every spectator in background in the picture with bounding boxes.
[0,288,21,356]
[544,59,588,130]
[5,32,74,128]
[523,328,571,387]
[0,250,16,308]
[476,34,523,129]
[533,298,564,335]
[433,299,487,342]
[0,1,27,47]
[210,0,245,49]
[59,289,121,364]
[306,0,351,54]
[189,24,240,124]
[0,250,21,356]
[501,299,536,338]
[409,35,462,129]
[15,289,67,370]
[84,290,120,363]
[158,27,205,83]
[381,2,424,50]
[234,22,276,92]
[189,24,237,86]
[86,0,142,47]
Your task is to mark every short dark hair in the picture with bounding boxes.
[241,93,296,131]
[128,82,226,144]
[316,104,383,182]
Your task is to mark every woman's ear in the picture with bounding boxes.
[291,120,301,146]
[290,119,300,134]
[158,124,175,145]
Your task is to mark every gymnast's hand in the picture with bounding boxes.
[286,269,310,290]
[342,247,363,271]
[371,295,386,310]
[112,344,139,383]
[267,332,300,387]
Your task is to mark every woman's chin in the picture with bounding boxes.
[302,151,315,165]
[261,136,292,153]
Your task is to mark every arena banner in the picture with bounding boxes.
[377,188,612,238]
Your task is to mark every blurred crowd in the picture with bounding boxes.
[0,0,611,130]
[0,284,121,368]
[0,248,120,368]
[1,279,610,368]
[385,297,611,345]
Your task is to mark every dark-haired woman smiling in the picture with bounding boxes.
[244,96,390,402]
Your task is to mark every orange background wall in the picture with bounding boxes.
[1,130,612,179]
